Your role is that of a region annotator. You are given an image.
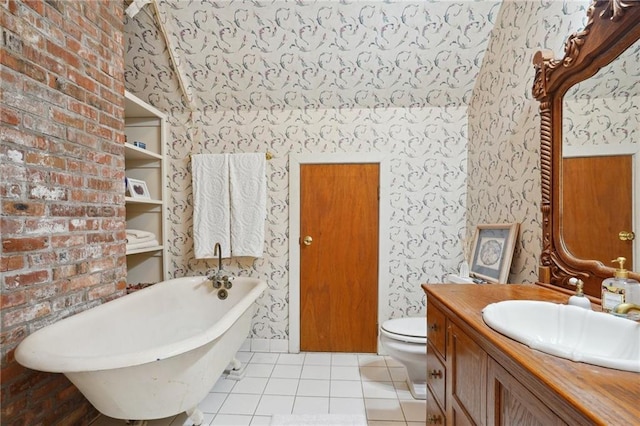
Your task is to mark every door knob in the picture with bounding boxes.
[302,236,313,246]
[619,231,635,241]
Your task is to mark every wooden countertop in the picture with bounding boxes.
[422,283,640,426]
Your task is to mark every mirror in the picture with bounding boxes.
[532,1,640,298]
[562,40,640,271]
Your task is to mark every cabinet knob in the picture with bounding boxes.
[429,369,443,379]
[427,414,443,424]
[428,323,439,332]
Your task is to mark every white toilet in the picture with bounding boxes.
[379,273,475,399]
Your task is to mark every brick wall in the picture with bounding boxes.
[1,1,126,424]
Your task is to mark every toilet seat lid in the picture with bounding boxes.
[381,317,426,339]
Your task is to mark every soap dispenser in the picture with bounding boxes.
[568,278,592,310]
[601,257,640,313]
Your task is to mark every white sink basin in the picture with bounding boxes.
[482,300,640,372]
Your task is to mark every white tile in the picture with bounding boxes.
[231,377,269,394]
[329,397,366,415]
[393,382,414,400]
[297,379,330,397]
[331,353,359,366]
[271,364,302,378]
[250,352,279,364]
[252,338,270,352]
[388,367,406,382]
[255,395,295,415]
[270,339,289,353]
[244,363,274,378]
[331,365,361,380]
[249,415,272,425]
[400,400,426,422]
[367,421,408,426]
[235,351,254,364]
[362,381,398,399]
[385,356,403,367]
[301,365,331,380]
[211,376,236,393]
[264,378,299,395]
[199,392,228,413]
[358,354,387,367]
[240,339,252,352]
[303,352,331,365]
[330,380,363,398]
[219,394,261,415]
[211,414,253,425]
[407,423,425,426]
[365,398,405,421]
[277,353,306,365]
[292,396,330,414]
[360,366,392,382]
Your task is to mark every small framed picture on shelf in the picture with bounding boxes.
[126,178,151,199]
[469,223,519,284]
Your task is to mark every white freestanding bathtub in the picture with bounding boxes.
[15,276,267,423]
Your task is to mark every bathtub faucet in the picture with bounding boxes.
[207,243,233,298]
[214,242,222,273]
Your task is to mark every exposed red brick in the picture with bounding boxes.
[0,291,27,309]
[1,106,21,126]
[1,0,126,422]
[4,269,49,289]
[1,200,45,216]
[2,236,49,253]
[0,255,25,272]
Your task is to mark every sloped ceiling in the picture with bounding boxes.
[125,0,502,112]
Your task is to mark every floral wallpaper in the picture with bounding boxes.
[125,0,500,342]
[564,42,640,148]
[125,0,604,342]
[468,0,591,284]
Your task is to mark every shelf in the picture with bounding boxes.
[125,196,163,205]
[124,90,167,286]
[126,245,164,255]
[125,143,162,160]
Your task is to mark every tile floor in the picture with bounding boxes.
[91,351,426,426]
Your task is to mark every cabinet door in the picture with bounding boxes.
[450,323,487,425]
[427,300,447,358]
[487,358,566,426]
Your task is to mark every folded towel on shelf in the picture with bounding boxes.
[192,154,231,259]
[125,229,156,244]
[126,239,160,252]
[229,153,266,258]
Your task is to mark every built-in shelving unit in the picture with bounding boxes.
[124,90,168,285]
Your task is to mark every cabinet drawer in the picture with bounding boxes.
[427,300,446,357]
[426,388,446,426]
[427,345,446,408]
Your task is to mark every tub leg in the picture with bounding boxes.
[125,421,148,426]
[225,356,246,381]
[186,407,204,426]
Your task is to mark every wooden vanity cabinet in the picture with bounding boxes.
[423,284,638,426]
[487,358,566,426]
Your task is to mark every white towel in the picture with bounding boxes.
[229,153,266,257]
[125,229,155,244]
[126,239,159,252]
[192,154,231,258]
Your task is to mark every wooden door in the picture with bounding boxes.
[562,155,634,269]
[300,163,379,353]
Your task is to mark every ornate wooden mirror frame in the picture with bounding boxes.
[532,0,640,298]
